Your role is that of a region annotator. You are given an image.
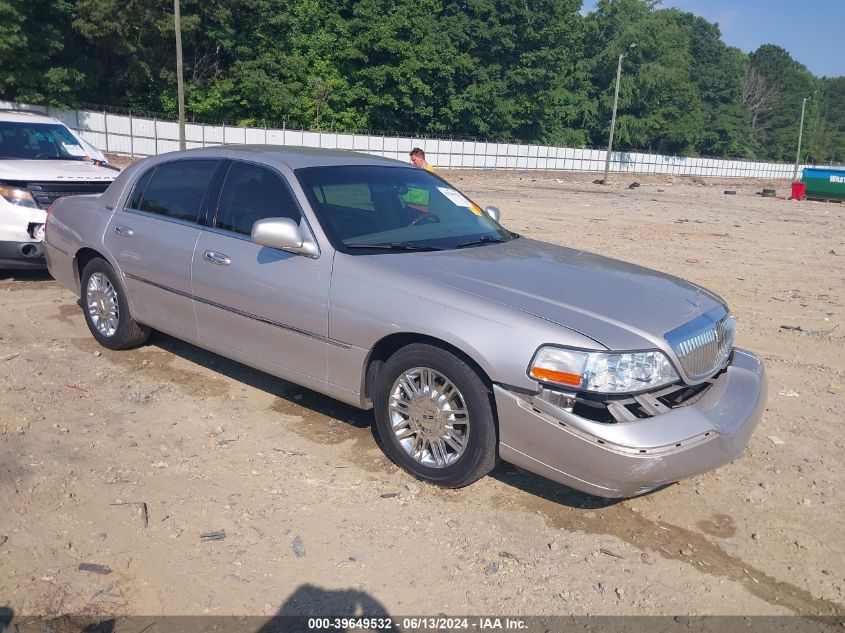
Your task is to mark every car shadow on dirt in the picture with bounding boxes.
[490,463,630,509]
[144,332,632,511]
[0,269,53,283]
[149,332,376,429]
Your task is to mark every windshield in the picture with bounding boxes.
[0,121,91,161]
[297,165,513,252]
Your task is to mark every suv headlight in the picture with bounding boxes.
[528,346,679,394]
[0,184,38,209]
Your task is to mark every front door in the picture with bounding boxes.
[191,160,331,382]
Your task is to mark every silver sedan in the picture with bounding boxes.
[44,147,766,497]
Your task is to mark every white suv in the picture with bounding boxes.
[0,110,118,269]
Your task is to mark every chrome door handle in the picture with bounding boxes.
[202,250,231,266]
[114,226,134,237]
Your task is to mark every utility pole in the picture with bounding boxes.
[174,0,186,150]
[602,44,635,185]
[793,94,813,182]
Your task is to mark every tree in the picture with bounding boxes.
[0,0,841,163]
[807,77,845,164]
[0,0,85,105]
[71,0,174,108]
[748,44,818,161]
[741,63,778,133]
[585,3,704,154]
[681,14,749,157]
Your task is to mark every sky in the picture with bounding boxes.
[581,0,844,77]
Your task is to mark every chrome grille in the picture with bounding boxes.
[665,307,734,381]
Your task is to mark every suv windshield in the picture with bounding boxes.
[297,165,514,252]
[0,121,91,161]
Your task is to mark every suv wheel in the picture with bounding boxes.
[373,343,497,488]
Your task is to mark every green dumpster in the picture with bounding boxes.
[802,167,845,201]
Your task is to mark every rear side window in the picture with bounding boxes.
[135,160,219,223]
[214,162,301,235]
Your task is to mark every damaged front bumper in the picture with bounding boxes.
[496,348,766,498]
[0,238,46,269]
[0,218,47,269]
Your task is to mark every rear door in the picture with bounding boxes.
[105,159,222,339]
[191,160,331,381]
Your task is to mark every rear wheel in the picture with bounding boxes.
[373,343,497,488]
[81,258,149,350]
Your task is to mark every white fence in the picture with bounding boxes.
[2,100,807,179]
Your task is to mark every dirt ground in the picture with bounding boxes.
[1,171,843,622]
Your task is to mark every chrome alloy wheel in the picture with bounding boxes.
[86,272,119,337]
[388,367,470,468]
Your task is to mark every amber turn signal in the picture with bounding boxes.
[529,366,583,387]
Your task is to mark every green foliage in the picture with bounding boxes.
[0,0,842,162]
[0,0,84,104]
[748,45,819,162]
[809,77,845,164]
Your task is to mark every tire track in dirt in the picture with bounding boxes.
[490,480,843,616]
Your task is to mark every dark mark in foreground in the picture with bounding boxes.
[78,563,112,575]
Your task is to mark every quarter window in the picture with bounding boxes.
[127,166,155,210]
[136,160,218,223]
[215,162,301,236]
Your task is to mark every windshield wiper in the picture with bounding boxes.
[455,235,508,249]
[345,243,444,252]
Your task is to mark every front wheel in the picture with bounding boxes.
[373,343,498,488]
[80,258,150,350]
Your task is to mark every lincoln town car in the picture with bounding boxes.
[44,147,766,497]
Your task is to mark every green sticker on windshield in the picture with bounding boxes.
[404,186,429,206]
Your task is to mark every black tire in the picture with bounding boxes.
[373,343,498,488]
[80,258,150,350]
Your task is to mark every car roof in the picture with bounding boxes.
[0,109,62,125]
[153,145,410,170]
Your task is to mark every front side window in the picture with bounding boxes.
[0,121,89,161]
[214,162,301,235]
[135,160,219,223]
[297,165,512,252]
[312,182,375,212]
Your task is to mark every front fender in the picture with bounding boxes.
[328,253,605,397]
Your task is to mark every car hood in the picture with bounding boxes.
[367,237,724,350]
[0,160,118,182]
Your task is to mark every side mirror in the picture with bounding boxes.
[484,206,501,222]
[251,217,318,256]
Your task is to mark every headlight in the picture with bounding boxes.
[528,346,679,394]
[0,184,38,209]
